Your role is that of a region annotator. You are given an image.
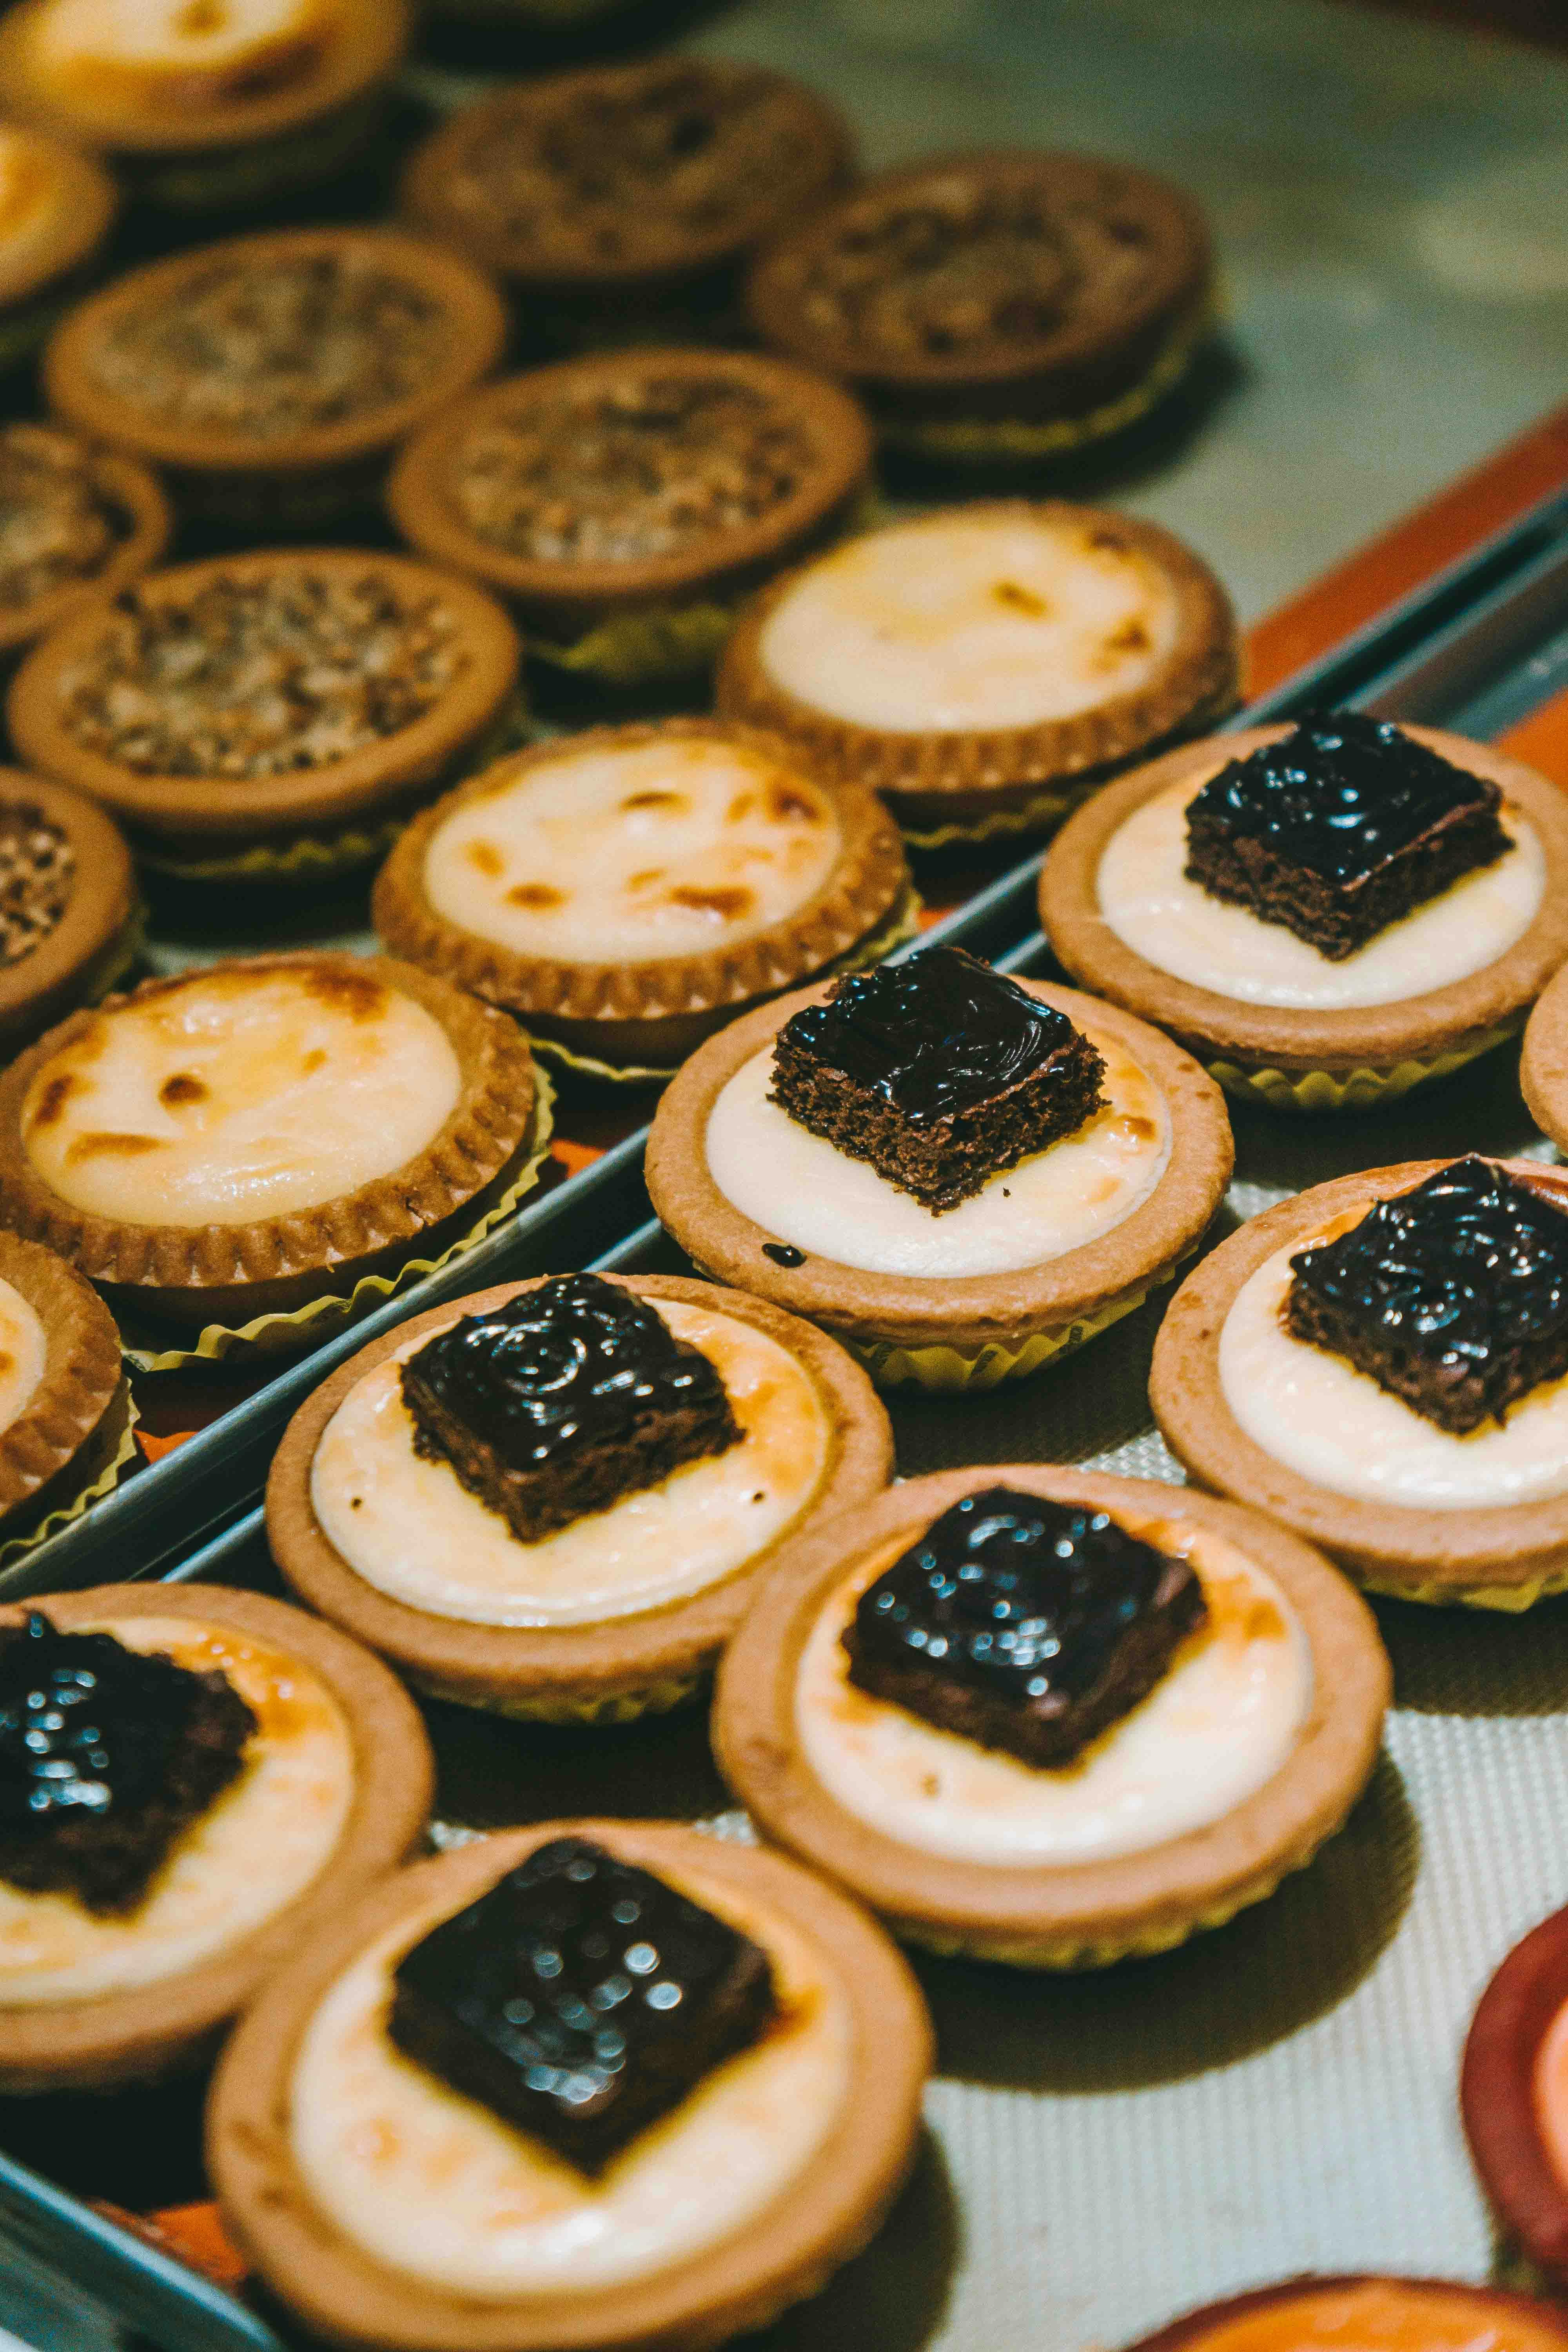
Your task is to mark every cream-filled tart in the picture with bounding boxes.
[266,1270,893,1722]
[0,125,116,371]
[372,720,911,1076]
[0,951,540,1334]
[0,1582,432,2092]
[713,1465,1389,1967]
[0,772,137,1052]
[1151,1156,1568,1608]
[1042,714,1568,1113]
[0,1226,122,1534]
[715,499,1237,845]
[646,947,1233,1390]
[209,1818,930,2352]
[1464,1900,1568,2287]
[1121,2279,1568,2352]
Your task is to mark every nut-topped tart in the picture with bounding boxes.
[646,946,1233,1389]
[0,772,136,1051]
[1043,715,1568,1112]
[387,350,874,690]
[267,1270,892,1721]
[372,719,911,1077]
[0,1582,432,2092]
[717,501,1237,845]
[715,1466,1389,1967]
[210,1819,931,2352]
[0,951,541,1339]
[0,125,116,371]
[0,425,168,665]
[1152,1156,1568,1607]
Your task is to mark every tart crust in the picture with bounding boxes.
[1150,1158,1568,1606]
[1042,724,1568,1083]
[7,547,520,848]
[0,446,169,662]
[266,1272,894,1718]
[1463,1901,1568,2285]
[1519,962,1568,1153]
[209,1817,931,2352]
[713,1465,1389,1968]
[0,1225,121,1528]
[645,975,1234,1362]
[0,952,539,1329]
[1122,2278,1568,2352]
[715,501,1238,837]
[0,770,136,1051]
[372,721,911,1069]
[0,129,116,314]
[0,1581,432,2094]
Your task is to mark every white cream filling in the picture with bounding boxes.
[30,0,328,96]
[288,1856,851,2297]
[310,1299,831,1626]
[755,511,1181,734]
[795,1519,1310,1866]
[0,1277,48,1438]
[423,739,844,966]
[1220,1232,1568,1510]
[22,965,462,1228]
[0,1617,354,2005]
[1095,769,1545,1009]
[703,1022,1169,1279]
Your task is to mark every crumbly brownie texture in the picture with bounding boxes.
[58,568,465,781]
[1185,712,1511,961]
[447,372,820,566]
[844,1485,1207,1768]
[84,254,451,442]
[1285,1156,1568,1437]
[0,803,73,970]
[399,1272,741,1546]
[0,1611,256,1916]
[0,427,130,615]
[770,947,1106,1214]
[388,1834,775,2175]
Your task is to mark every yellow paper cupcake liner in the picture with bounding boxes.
[118,1067,555,1372]
[0,1379,139,1577]
[848,1260,1180,1393]
[529,603,740,692]
[1352,1561,1568,1613]
[403,1665,707,1725]
[1205,1019,1523,1114]
[135,816,411,888]
[136,94,389,214]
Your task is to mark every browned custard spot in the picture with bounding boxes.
[158,1072,207,1109]
[65,1131,163,1165]
[27,1071,81,1131]
[0,1353,15,1379]
[993,579,1047,617]
[668,884,753,920]
[1088,528,1128,554]
[1113,1113,1160,1145]
[301,1048,327,1075]
[1105,618,1151,654]
[627,868,666,891]
[765,782,822,824]
[303,969,388,1023]
[621,790,688,814]
[1203,1570,1287,1650]
[726,792,755,824]
[466,841,503,879]
[507,882,565,910]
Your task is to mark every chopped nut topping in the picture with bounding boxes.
[0,804,74,971]
[88,255,452,441]
[0,426,130,613]
[449,376,817,564]
[59,570,467,781]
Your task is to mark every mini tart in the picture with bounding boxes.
[1120,2278,1568,2352]
[372,720,911,1074]
[266,1272,893,1722]
[1150,1158,1568,1609]
[1042,723,1568,1114]
[209,1817,931,2352]
[744,149,1213,459]
[0,426,168,665]
[1464,1901,1568,2285]
[0,1226,121,1531]
[0,1582,432,2094]
[7,547,519,872]
[0,951,538,1332]
[713,1466,1388,1968]
[386,350,874,690]
[0,771,137,1051]
[715,501,1238,846]
[0,125,116,370]
[1519,963,1568,1152]
[42,227,507,526]
[0,0,410,216]
[645,974,1233,1390]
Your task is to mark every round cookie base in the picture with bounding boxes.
[1463,1900,1568,2287]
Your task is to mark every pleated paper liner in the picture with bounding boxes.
[118,1066,555,1374]
[1204,1017,1524,1114]
[0,1377,138,1576]
[406,1664,707,1728]
[129,93,394,216]
[1352,1563,1568,1614]
[845,1267,1179,1393]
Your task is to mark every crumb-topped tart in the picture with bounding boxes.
[1151,1156,1568,1608]
[0,425,168,665]
[387,350,873,690]
[1464,1900,1568,2286]
[1042,715,1568,1113]
[646,946,1233,1389]
[372,720,911,1076]
[1120,2279,1568,2352]
[8,547,519,877]
[0,1582,432,2092]
[715,1465,1388,1967]
[267,1270,893,1722]
[0,1227,122,1534]
[0,125,116,370]
[0,772,137,1051]
[44,227,506,525]
[716,500,1238,845]
[209,1818,930,2352]
[0,951,540,1335]
[745,148,1213,461]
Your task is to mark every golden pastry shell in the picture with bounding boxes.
[0,1225,121,1528]
[0,770,136,1051]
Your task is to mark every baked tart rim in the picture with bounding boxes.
[0,769,136,1046]
[0,1224,121,1526]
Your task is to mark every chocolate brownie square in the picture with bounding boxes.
[769,946,1105,1214]
[389,1836,776,2175]
[843,1485,1207,1768]
[1286,1156,1568,1435]
[1183,711,1510,960]
[400,1273,740,1546]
